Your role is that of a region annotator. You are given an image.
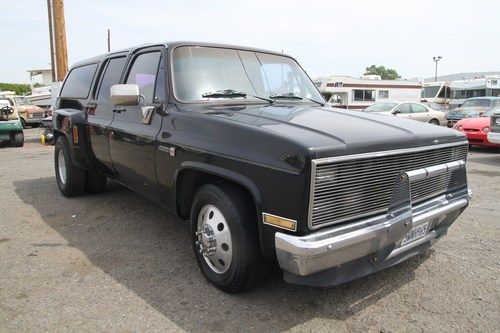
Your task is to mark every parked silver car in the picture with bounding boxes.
[363,102,446,125]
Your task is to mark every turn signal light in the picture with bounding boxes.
[263,213,297,231]
[73,125,79,144]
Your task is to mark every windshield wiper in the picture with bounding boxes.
[270,93,325,106]
[270,93,303,100]
[202,89,274,104]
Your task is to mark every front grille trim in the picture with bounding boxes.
[308,141,468,230]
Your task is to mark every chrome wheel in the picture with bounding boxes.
[195,204,232,274]
[58,149,67,185]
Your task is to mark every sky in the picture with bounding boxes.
[1,0,499,84]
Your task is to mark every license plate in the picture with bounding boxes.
[401,222,429,246]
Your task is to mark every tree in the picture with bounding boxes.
[0,83,32,95]
[365,65,401,80]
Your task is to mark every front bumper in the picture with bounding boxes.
[26,118,45,124]
[275,160,471,285]
[464,131,500,147]
[487,131,500,144]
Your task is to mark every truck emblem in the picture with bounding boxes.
[159,145,176,157]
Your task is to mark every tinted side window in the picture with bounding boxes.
[97,57,127,102]
[125,52,161,104]
[60,63,97,98]
[411,104,427,113]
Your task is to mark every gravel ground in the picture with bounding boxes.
[0,140,498,332]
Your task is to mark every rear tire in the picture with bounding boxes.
[85,172,107,194]
[190,183,268,293]
[54,136,87,197]
[12,131,24,147]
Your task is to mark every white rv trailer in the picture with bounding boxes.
[314,75,422,110]
[421,81,452,107]
[449,75,500,108]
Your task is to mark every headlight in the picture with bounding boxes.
[482,126,490,133]
[28,113,33,118]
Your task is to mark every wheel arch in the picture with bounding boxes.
[174,162,263,221]
[52,109,91,170]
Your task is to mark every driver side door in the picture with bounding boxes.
[108,47,166,202]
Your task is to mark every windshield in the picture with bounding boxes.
[421,86,440,99]
[482,107,500,117]
[461,99,490,108]
[364,103,397,112]
[15,96,30,105]
[172,46,324,103]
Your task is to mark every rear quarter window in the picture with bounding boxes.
[60,63,98,98]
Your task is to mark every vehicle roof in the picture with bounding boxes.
[71,41,291,68]
[464,96,500,100]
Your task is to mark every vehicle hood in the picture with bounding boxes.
[455,117,490,129]
[18,105,43,113]
[447,106,487,119]
[178,103,466,159]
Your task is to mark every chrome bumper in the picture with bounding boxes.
[487,132,500,144]
[275,160,471,277]
[26,118,44,124]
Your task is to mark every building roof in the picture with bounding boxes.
[424,71,500,82]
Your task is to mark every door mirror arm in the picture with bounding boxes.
[152,98,168,116]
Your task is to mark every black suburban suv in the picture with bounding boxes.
[53,42,472,293]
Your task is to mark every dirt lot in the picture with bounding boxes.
[1,134,499,332]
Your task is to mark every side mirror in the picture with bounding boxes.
[110,84,140,106]
[392,110,401,115]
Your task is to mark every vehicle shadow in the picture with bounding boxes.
[13,177,430,332]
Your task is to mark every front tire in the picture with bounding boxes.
[12,131,24,147]
[190,183,268,293]
[54,136,87,197]
[20,118,27,129]
[429,119,440,125]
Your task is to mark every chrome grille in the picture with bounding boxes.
[32,112,45,118]
[309,143,468,229]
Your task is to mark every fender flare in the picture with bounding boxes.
[173,161,269,254]
[173,161,263,212]
[53,108,91,170]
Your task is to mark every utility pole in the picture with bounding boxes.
[52,0,68,81]
[433,56,442,82]
[107,29,111,52]
[46,0,56,82]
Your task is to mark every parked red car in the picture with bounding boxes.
[454,107,500,148]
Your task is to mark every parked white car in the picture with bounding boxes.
[363,102,446,126]
[487,108,500,144]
